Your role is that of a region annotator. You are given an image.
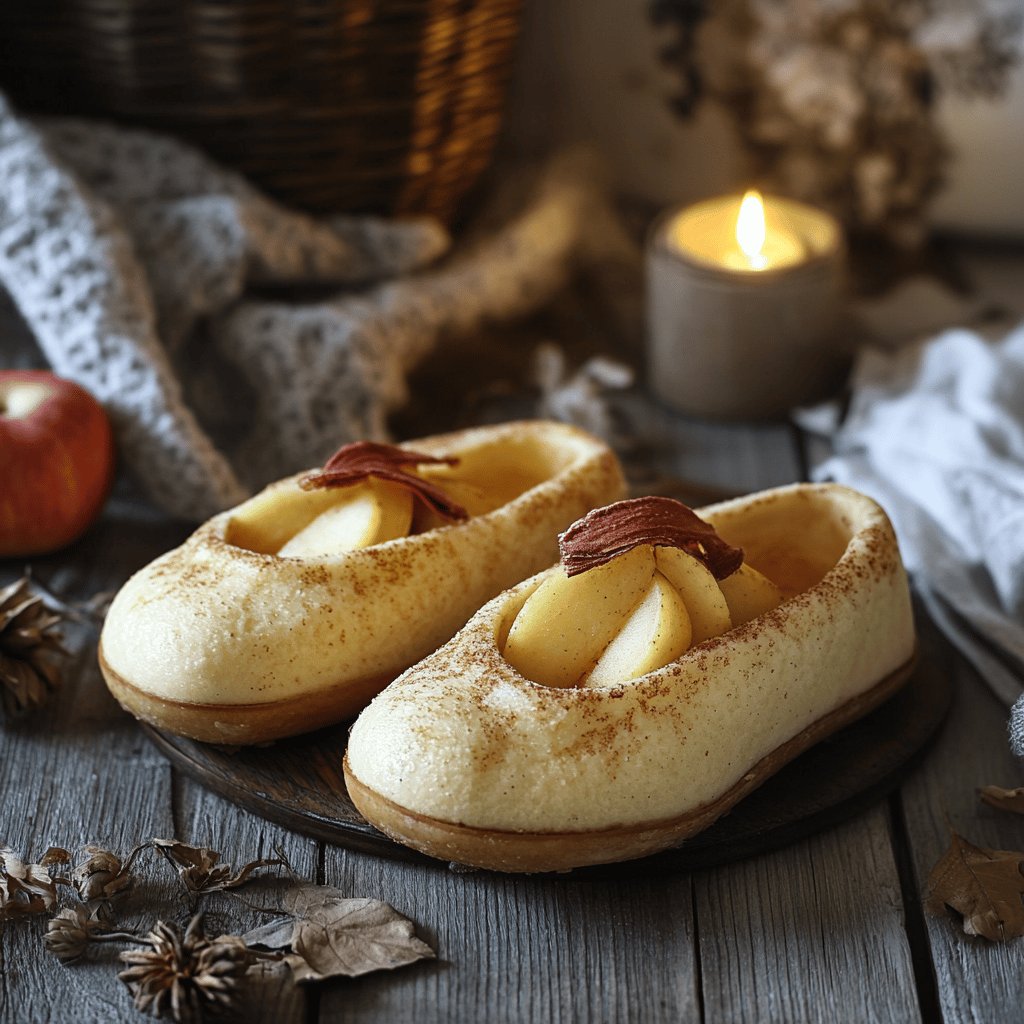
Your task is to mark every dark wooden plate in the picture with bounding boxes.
[142,610,952,876]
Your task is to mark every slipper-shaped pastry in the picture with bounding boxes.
[344,484,917,872]
[99,421,625,744]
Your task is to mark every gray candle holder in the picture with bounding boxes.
[646,199,848,420]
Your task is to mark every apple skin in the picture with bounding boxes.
[0,370,116,557]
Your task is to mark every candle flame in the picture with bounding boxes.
[736,190,766,262]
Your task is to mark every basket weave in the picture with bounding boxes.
[0,0,522,223]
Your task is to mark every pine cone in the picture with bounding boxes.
[0,575,67,718]
[119,915,253,1023]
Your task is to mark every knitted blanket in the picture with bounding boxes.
[0,93,608,521]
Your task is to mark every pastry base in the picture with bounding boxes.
[343,651,917,873]
[99,642,393,745]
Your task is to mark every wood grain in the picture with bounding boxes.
[0,498,313,1024]
[319,848,700,1024]
[172,778,316,1024]
[615,392,805,499]
[0,509,183,1024]
[900,656,1024,1023]
[696,806,922,1024]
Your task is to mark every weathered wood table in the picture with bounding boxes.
[3,262,1024,1023]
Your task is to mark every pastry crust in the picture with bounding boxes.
[99,421,625,743]
[344,483,917,872]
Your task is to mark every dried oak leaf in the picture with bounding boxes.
[558,496,744,579]
[151,839,283,897]
[0,844,58,918]
[299,441,468,522]
[979,786,1024,815]
[926,831,1024,941]
[243,883,434,982]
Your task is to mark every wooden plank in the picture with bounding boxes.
[173,778,317,1024]
[615,393,804,500]
[318,849,700,1024]
[696,806,921,1023]
[0,497,316,1023]
[900,657,1024,1022]
[0,509,184,1023]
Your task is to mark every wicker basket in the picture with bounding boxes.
[0,0,522,223]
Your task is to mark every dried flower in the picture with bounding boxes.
[653,0,1023,243]
[72,844,139,902]
[0,575,68,717]
[119,915,253,1023]
[151,838,284,899]
[0,844,58,918]
[45,906,104,963]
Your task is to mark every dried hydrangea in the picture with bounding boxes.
[654,0,1023,243]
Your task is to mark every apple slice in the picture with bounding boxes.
[582,571,692,687]
[717,563,783,627]
[654,547,732,644]
[277,481,413,557]
[503,545,655,688]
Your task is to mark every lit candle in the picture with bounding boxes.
[647,192,847,419]
[666,190,815,273]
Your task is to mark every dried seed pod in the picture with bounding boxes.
[45,906,102,963]
[119,915,253,1023]
[0,575,68,717]
[72,846,133,902]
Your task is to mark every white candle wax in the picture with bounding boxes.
[646,192,847,419]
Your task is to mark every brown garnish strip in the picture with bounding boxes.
[299,441,469,521]
[558,496,743,579]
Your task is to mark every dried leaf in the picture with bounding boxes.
[558,496,744,579]
[926,831,1024,941]
[242,883,434,982]
[240,916,296,951]
[979,786,1024,814]
[0,844,58,918]
[299,441,468,522]
[151,838,283,897]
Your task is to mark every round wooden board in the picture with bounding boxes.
[142,614,953,876]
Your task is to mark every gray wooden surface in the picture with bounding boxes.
[4,283,1024,1024]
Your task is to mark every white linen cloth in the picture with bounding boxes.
[0,91,613,522]
[814,323,1024,753]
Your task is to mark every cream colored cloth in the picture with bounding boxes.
[815,324,1024,740]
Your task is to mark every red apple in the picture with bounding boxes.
[0,370,116,557]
